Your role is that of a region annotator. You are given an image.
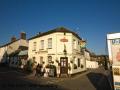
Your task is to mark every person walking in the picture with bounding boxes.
[35,64,40,76]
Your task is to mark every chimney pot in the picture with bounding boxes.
[20,32,26,39]
[11,36,16,42]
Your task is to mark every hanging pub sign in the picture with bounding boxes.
[80,40,86,48]
[60,37,68,42]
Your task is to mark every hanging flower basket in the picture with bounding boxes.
[56,60,59,63]
[51,61,54,64]
[42,61,45,64]
[45,64,50,68]
[58,63,60,66]
[74,64,77,69]
[70,60,73,63]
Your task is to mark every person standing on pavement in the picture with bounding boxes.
[35,64,40,76]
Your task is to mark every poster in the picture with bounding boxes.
[111,39,120,65]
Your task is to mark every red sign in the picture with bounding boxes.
[60,37,68,42]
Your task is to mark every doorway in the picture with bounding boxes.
[60,57,68,75]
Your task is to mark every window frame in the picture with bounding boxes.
[73,39,77,49]
[40,40,44,50]
[40,56,43,64]
[48,56,52,64]
[33,42,37,51]
[78,58,80,67]
[48,38,52,49]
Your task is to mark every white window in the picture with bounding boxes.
[40,56,43,64]
[48,38,52,49]
[73,39,76,49]
[33,42,36,51]
[40,40,44,49]
[48,56,52,63]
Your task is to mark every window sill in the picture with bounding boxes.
[39,49,44,50]
[47,48,52,49]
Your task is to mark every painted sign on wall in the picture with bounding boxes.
[60,37,68,42]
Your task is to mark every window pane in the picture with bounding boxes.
[41,40,44,49]
[33,42,36,51]
[48,38,52,49]
[40,56,43,64]
[73,39,76,49]
[48,56,52,63]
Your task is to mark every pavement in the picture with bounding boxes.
[25,67,113,90]
[0,66,113,90]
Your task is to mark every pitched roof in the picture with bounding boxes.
[0,39,20,48]
[8,49,20,56]
[0,39,28,48]
[29,27,82,40]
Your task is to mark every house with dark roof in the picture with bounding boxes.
[0,32,28,67]
[28,27,87,77]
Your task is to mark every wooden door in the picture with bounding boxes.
[60,57,68,74]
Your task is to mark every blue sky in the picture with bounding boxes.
[0,0,120,55]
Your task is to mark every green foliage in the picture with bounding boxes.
[49,65,56,69]
[74,64,77,69]
[45,64,56,69]
[68,66,71,71]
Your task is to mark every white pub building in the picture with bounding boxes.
[28,27,86,77]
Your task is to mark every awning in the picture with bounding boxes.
[18,50,28,56]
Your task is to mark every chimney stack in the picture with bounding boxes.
[20,32,26,40]
[11,36,16,42]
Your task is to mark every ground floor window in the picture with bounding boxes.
[78,58,80,67]
[40,56,43,64]
[48,56,52,64]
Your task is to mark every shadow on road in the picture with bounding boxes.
[87,72,112,90]
[0,66,68,90]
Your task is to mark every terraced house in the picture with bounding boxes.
[28,27,87,77]
[0,32,28,67]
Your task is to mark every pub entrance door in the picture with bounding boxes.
[60,57,68,76]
